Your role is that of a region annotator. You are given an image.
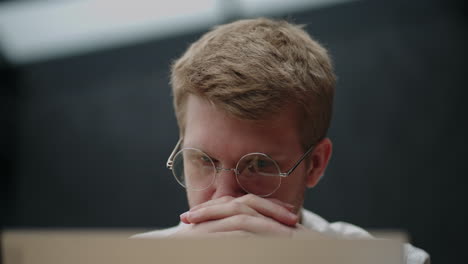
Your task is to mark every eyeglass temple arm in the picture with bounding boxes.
[280,144,315,177]
[166,138,182,169]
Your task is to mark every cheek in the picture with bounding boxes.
[271,166,308,205]
[282,164,308,188]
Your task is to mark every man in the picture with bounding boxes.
[134,18,429,264]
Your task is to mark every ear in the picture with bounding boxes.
[305,138,333,188]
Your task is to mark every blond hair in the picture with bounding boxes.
[171,18,335,147]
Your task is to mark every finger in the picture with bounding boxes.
[189,196,235,212]
[236,194,298,226]
[182,196,237,223]
[186,195,298,226]
[185,201,260,224]
[197,214,293,236]
[183,199,230,224]
[188,196,295,213]
[265,198,296,212]
[180,212,191,224]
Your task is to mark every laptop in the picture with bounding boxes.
[2,229,403,264]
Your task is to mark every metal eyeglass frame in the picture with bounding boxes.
[166,138,315,196]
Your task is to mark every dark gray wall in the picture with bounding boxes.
[2,0,467,263]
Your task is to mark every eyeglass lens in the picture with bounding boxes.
[172,148,216,190]
[172,149,282,196]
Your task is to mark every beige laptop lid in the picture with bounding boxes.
[2,230,403,264]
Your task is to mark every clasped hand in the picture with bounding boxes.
[170,194,306,237]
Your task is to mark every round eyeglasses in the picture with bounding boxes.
[166,139,315,197]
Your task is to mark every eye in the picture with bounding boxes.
[246,157,274,171]
[256,158,275,168]
[256,159,267,168]
[200,155,212,164]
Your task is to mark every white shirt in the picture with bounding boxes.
[132,208,430,264]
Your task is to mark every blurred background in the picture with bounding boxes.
[1,0,467,262]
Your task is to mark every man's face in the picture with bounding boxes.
[182,95,311,214]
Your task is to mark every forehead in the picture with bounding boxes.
[183,95,303,157]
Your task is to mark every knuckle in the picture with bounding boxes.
[230,214,250,228]
[239,193,257,204]
[220,196,234,203]
[229,201,243,212]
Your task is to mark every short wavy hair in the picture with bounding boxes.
[171,17,335,147]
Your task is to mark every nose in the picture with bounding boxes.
[211,167,246,199]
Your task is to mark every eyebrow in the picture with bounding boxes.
[182,140,288,163]
[267,153,288,163]
[183,143,219,161]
